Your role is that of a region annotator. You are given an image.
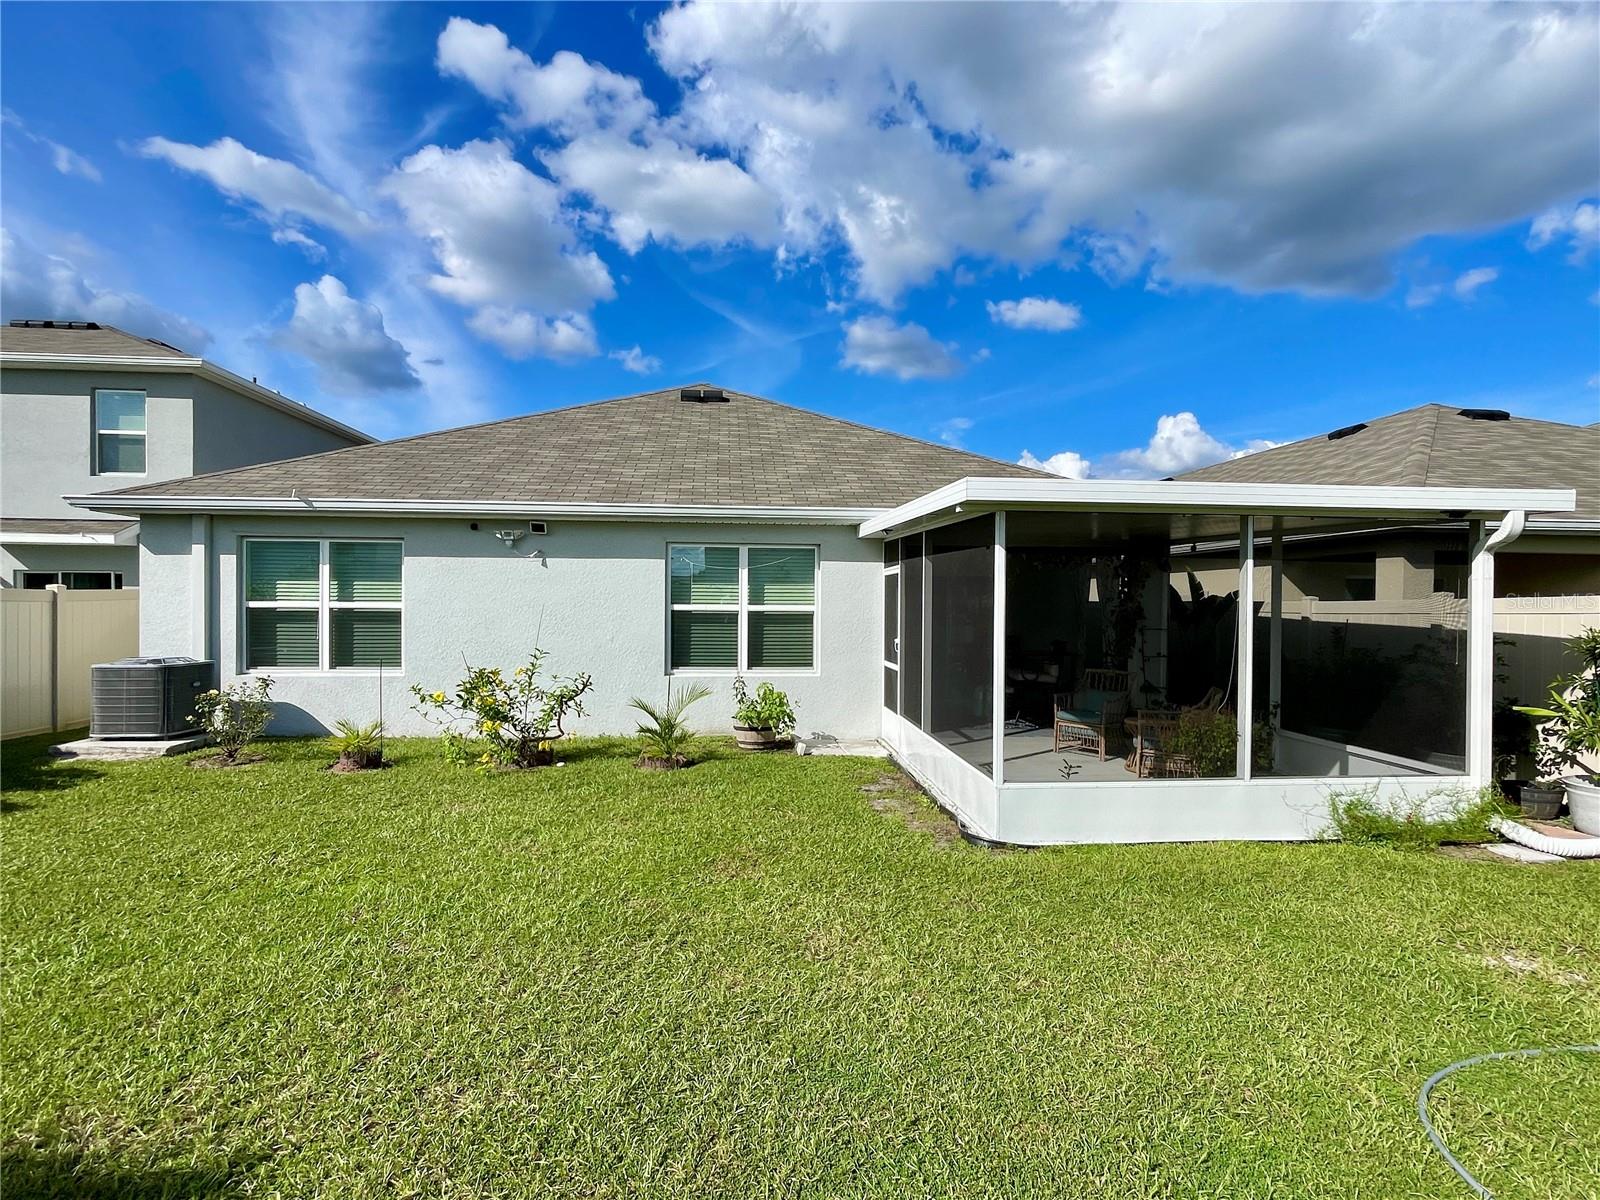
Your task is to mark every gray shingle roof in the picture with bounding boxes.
[100,385,1047,510]
[1180,404,1597,519]
[0,517,137,537]
[0,321,192,359]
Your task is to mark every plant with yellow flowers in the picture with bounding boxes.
[411,649,593,769]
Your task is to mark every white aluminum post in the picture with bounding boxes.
[992,511,1007,786]
[1466,520,1495,784]
[1236,516,1255,779]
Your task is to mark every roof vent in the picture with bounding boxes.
[679,385,727,403]
[1457,407,1510,421]
[8,319,102,330]
[1327,422,1368,441]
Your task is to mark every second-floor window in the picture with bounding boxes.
[93,389,147,475]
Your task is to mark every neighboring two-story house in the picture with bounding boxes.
[0,320,370,588]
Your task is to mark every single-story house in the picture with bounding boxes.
[76,385,1576,844]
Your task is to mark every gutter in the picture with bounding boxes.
[64,494,885,525]
[0,351,372,444]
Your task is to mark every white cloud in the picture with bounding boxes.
[986,296,1082,332]
[642,3,1598,302]
[1407,265,1501,308]
[381,140,614,354]
[272,275,420,394]
[1021,413,1279,480]
[139,136,370,240]
[0,226,210,350]
[544,135,778,253]
[467,308,598,361]
[840,315,961,380]
[1405,282,1444,310]
[1527,202,1600,261]
[935,416,973,447]
[1018,448,1092,480]
[1453,266,1499,299]
[437,18,653,136]
[271,227,326,258]
[610,344,662,374]
[2,109,101,182]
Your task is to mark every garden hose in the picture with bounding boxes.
[1418,1044,1600,1198]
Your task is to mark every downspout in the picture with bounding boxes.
[1482,509,1527,554]
[1465,511,1526,784]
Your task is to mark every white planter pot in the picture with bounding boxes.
[1566,776,1600,836]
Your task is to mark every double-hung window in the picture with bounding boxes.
[669,544,817,672]
[93,390,146,475]
[243,539,402,671]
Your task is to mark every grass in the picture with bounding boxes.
[2,731,1598,1199]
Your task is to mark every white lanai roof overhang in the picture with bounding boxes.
[858,478,1578,539]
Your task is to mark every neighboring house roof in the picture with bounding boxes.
[1179,404,1598,522]
[0,516,138,545]
[0,320,190,359]
[84,384,1048,515]
[0,319,372,445]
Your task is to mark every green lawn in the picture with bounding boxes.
[3,732,1597,1199]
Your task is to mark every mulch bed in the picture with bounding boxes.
[190,752,266,769]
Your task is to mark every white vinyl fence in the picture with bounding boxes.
[1493,595,1598,702]
[1,586,139,738]
[1271,594,1594,700]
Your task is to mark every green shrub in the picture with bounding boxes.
[731,677,797,735]
[411,650,593,770]
[1162,708,1237,778]
[1324,785,1514,849]
[194,676,274,763]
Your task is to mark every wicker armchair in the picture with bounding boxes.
[1052,670,1132,761]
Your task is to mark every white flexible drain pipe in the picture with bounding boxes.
[1490,816,1600,859]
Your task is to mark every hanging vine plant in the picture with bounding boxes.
[1102,553,1154,669]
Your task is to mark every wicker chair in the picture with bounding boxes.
[1130,710,1189,778]
[1132,706,1237,778]
[1052,670,1132,760]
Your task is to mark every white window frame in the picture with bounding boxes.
[667,542,819,676]
[92,389,148,477]
[241,537,403,674]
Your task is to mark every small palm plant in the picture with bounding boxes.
[332,719,384,770]
[629,683,712,769]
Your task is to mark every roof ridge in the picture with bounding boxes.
[1399,405,1442,486]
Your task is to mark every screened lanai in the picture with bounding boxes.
[865,478,1574,844]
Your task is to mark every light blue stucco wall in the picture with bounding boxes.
[139,513,884,740]
[188,375,360,475]
[1,367,196,520]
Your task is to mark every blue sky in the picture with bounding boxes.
[2,2,1597,476]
